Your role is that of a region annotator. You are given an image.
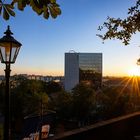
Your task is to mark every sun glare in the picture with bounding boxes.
[127,66,140,77]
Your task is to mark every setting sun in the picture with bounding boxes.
[127,66,140,77]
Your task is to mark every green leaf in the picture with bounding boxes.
[5,4,15,17]
[30,0,43,15]
[43,6,49,19]
[11,0,29,7]
[49,6,57,18]
[11,0,18,5]
[6,4,14,9]
[43,10,49,19]
[54,6,61,15]
[3,7,9,20]
[17,0,24,10]
[7,8,15,17]
[50,0,56,3]
[0,5,2,15]
[11,0,17,6]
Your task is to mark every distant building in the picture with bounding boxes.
[64,52,102,91]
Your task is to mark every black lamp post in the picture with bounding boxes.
[0,26,22,140]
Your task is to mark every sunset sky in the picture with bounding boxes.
[0,0,140,76]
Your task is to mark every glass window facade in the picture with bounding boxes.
[79,53,102,89]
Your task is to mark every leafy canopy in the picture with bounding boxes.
[98,0,140,45]
[0,0,61,20]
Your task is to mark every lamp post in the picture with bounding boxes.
[0,26,22,140]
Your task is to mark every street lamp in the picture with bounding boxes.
[0,26,22,140]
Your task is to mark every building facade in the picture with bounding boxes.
[64,52,102,91]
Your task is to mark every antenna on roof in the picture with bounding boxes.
[69,50,76,53]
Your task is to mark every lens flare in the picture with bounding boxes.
[127,66,140,77]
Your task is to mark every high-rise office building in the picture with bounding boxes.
[64,52,102,91]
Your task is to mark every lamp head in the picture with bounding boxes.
[0,26,22,64]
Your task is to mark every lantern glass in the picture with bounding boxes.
[0,42,21,63]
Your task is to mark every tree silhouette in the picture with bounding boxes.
[72,83,96,126]
[98,0,140,45]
